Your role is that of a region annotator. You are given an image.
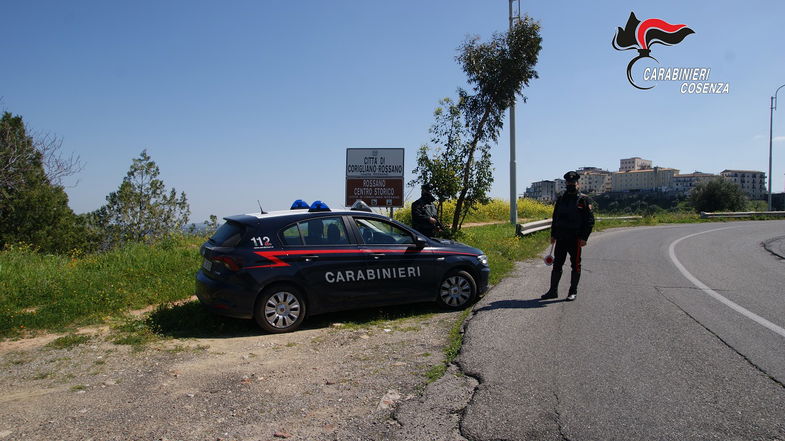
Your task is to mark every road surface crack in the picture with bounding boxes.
[655,287,785,389]
[552,391,571,441]
[762,237,785,260]
[454,305,483,441]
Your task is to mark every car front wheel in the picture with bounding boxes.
[436,270,477,310]
[254,285,307,333]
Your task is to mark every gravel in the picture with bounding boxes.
[0,309,464,441]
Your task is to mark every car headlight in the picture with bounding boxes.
[477,254,489,266]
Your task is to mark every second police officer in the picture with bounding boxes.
[541,171,595,301]
[411,184,441,238]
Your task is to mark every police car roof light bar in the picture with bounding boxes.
[308,200,331,212]
[291,199,310,210]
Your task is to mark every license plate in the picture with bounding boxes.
[202,259,212,271]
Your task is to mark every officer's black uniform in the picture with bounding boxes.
[411,184,439,237]
[542,171,595,300]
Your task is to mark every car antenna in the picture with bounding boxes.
[257,200,267,214]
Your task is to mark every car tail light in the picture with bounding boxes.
[212,255,241,271]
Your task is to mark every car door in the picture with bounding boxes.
[281,216,369,311]
[351,216,436,304]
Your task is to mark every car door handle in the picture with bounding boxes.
[301,255,320,262]
[436,257,445,261]
[369,253,385,260]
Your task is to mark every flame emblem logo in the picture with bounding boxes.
[613,12,695,89]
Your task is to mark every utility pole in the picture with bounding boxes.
[509,0,521,225]
[769,84,785,211]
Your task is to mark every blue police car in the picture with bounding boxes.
[196,200,490,333]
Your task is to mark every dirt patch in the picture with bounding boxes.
[0,308,462,440]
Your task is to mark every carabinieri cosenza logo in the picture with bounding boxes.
[613,12,694,90]
[612,12,729,94]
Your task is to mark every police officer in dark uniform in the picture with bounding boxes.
[411,184,440,237]
[541,171,595,301]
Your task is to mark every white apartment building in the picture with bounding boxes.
[611,167,680,192]
[720,170,767,200]
[619,157,653,172]
[524,180,557,202]
[554,178,566,196]
[577,168,612,194]
[672,172,718,193]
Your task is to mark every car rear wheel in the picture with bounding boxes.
[436,270,477,310]
[254,285,306,333]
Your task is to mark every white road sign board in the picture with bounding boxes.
[345,148,404,178]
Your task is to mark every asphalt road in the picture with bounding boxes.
[459,220,785,441]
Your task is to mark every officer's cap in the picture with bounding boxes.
[563,171,580,182]
[421,183,433,191]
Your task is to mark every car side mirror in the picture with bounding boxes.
[413,237,427,248]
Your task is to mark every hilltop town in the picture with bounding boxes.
[524,157,768,202]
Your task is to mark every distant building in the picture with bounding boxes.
[672,172,719,194]
[720,170,767,200]
[619,157,652,172]
[611,167,680,192]
[524,180,557,202]
[554,178,566,196]
[577,167,612,194]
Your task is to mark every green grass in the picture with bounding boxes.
[0,234,204,338]
[45,334,92,349]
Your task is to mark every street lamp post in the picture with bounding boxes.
[509,0,520,225]
[769,84,785,211]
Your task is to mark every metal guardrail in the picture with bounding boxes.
[516,216,643,237]
[700,211,785,219]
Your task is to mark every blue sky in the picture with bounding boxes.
[2,0,784,222]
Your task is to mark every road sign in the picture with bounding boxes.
[346,148,405,207]
[346,148,404,178]
[345,178,403,207]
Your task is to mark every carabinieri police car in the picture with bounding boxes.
[196,200,490,333]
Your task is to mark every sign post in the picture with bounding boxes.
[345,148,405,210]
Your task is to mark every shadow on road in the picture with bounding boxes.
[474,298,565,312]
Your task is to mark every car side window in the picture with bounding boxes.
[354,218,414,245]
[281,224,302,246]
[301,217,349,246]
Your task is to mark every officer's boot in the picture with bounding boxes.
[566,271,580,301]
[541,269,561,299]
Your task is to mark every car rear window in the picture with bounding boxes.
[209,221,244,247]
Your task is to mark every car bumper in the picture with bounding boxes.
[477,266,490,294]
[195,270,255,319]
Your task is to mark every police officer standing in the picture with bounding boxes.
[411,184,440,237]
[541,171,595,301]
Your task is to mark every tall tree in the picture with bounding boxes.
[449,17,541,232]
[0,112,90,253]
[97,150,190,244]
[412,18,542,233]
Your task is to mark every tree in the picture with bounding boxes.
[689,179,748,213]
[0,112,91,253]
[96,150,190,244]
[0,113,82,195]
[411,18,542,232]
[410,98,465,227]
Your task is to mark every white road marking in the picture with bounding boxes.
[668,227,785,339]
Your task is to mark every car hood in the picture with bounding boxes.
[429,238,484,255]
